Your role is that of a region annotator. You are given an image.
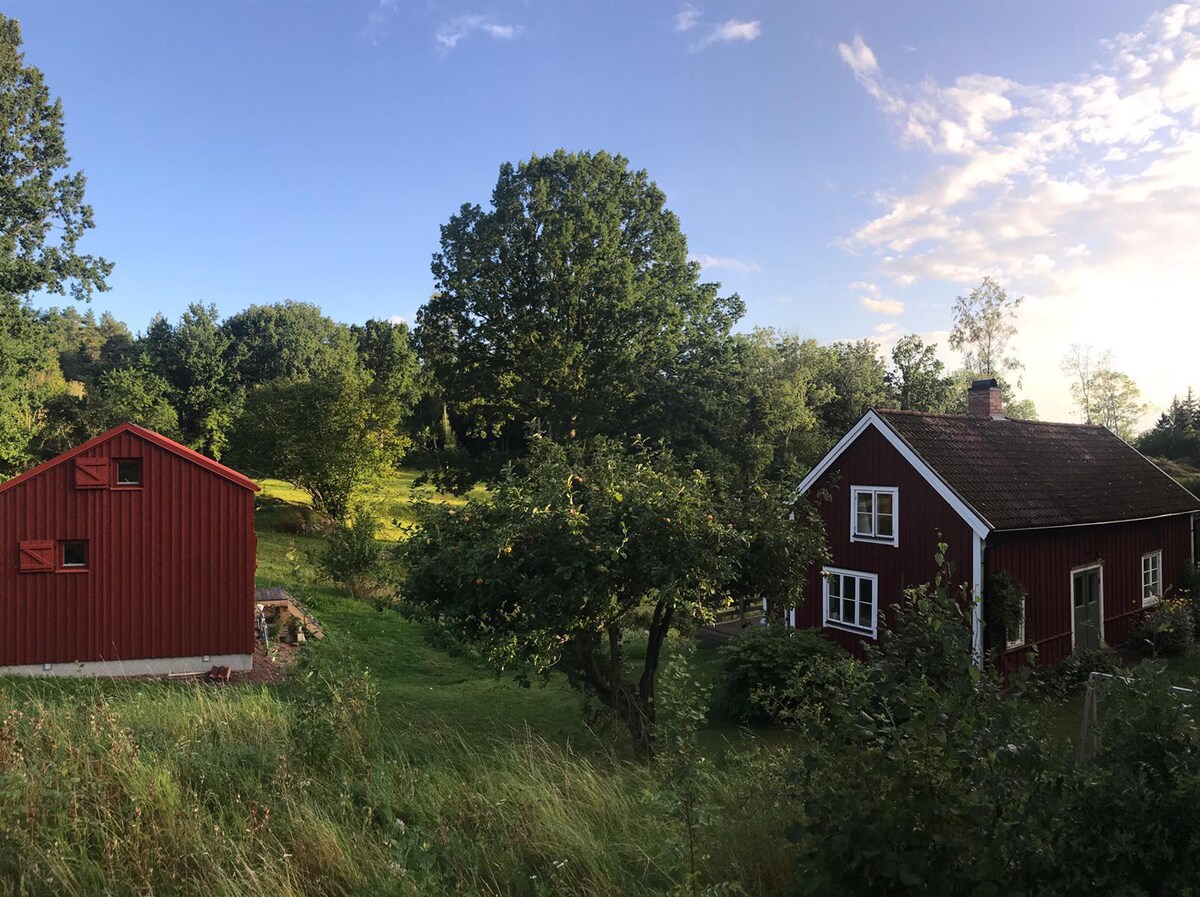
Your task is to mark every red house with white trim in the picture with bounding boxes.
[0,423,259,676]
[794,380,1200,667]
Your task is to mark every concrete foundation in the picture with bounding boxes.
[0,653,253,678]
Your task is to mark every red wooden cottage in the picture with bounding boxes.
[794,380,1200,667]
[0,423,259,676]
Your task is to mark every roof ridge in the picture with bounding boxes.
[876,408,1107,429]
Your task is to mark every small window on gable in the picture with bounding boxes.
[115,458,142,486]
[850,486,899,546]
[60,540,88,571]
[1142,551,1162,607]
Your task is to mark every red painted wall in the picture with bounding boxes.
[0,429,257,666]
[990,515,1195,668]
[798,425,976,655]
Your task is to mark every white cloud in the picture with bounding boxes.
[364,0,398,45]
[388,315,407,325]
[853,280,906,315]
[435,15,521,51]
[691,253,762,273]
[692,19,761,51]
[873,321,897,335]
[839,2,1200,424]
[675,4,701,32]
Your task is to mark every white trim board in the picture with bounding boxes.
[795,410,992,540]
[0,653,252,679]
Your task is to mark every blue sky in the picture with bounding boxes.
[9,0,1197,421]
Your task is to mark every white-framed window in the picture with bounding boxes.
[1006,595,1026,650]
[822,567,878,638]
[850,486,899,546]
[1142,551,1162,606]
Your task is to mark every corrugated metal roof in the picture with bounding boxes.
[876,410,1200,530]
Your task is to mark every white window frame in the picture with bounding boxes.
[1005,594,1026,650]
[850,486,899,547]
[1142,550,1163,607]
[821,566,879,638]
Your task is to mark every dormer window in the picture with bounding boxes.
[851,486,898,546]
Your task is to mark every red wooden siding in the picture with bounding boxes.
[0,429,257,666]
[990,515,1195,668]
[797,425,976,655]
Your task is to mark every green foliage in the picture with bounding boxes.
[949,276,1023,382]
[314,508,387,599]
[887,333,954,412]
[810,339,889,436]
[399,435,739,748]
[0,293,63,472]
[866,542,977,694]
[1139,389,1200,462]
[0,16,112,303]
[1131,597,1195,657]
[1029,644,1125,699]
[221,301,356,386]
[1039,667,1200,895]
[416,149,743,450]
[984,569,1026,651]
[233,365,408,520]
[713,626,839,723]
[142,303,242,458]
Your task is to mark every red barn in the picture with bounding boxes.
[794,380,1200,667]
[0,423,259,676]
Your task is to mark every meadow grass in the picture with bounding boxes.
[0,471,795,896]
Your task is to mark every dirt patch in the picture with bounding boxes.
[232,640,303,686]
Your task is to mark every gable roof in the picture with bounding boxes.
[0,423,260,496]
[873,410,1199,531]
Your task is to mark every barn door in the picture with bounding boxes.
[1073,566,1102,652]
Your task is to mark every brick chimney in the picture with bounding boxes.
[968,379,1004,419]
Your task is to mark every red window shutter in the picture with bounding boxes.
[75,457,109,489]
[18,540,54,573]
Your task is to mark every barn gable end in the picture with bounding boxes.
[0,424,258,675]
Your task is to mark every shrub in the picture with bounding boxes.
[1130,597,1195,657]
[1030,644,1124,699]
[713,625,839,723]
[1177,562,1200,635]
[314,507,386,598]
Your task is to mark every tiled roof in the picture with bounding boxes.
[876,410,1200,531]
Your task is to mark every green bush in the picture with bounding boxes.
[713,625,839,723]
[1130,597,1195,657]
[314,507,386,598]
[1030,644,1124,699]
[1177,562,1200,635]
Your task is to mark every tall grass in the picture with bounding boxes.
[0,661,793,896]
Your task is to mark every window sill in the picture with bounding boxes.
[850,535,898,547]
[1142,596,1161,608]
[823,620,877,639]
[55,568,89,575]
[1005,642,1025,652]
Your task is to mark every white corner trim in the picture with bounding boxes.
[972,534,984,667]
[796,410,991,540]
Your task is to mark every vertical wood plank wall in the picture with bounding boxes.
[797,425,976,656]
[0,431,256,666]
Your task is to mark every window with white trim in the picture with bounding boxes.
[822,567,878,637]
[1142,551,1162,606]
[850,486,898,546]
[1006,595,1026,650]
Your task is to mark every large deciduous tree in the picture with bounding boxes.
[142,304,242,458]
[1061,345,1148,440]
[888,334,954,412]
[0,16,111,469]
[233,364,410,520]
[221,301,356,386]
[415,150,743,449]
[0,16,112,303]
[400,436,778,750]
[949,277,1023,382]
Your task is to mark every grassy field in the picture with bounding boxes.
[1,468,1192,895]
